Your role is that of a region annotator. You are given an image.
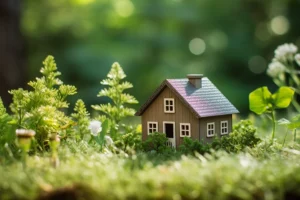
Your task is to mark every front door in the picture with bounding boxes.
[164,122,175,148]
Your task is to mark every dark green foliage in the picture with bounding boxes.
[213,120,261,153]
[177,120,260,155]
[142,132,172,154]
[9,56,77,149]
[178,137,210,155]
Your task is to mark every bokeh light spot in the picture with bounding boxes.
[73,0,95,5]
[248,56,267,74]
[114,0,135,18]
[270,16,289,35]
[189,38,206,55]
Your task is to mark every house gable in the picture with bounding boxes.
[140,86,199,147]
[136,78,239,118]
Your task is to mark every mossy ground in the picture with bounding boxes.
[1,138,300,200]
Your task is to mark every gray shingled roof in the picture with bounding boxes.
[136,77,239,118]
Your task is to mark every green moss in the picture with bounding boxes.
[1,143,300,200]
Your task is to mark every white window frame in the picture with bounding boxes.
[163,121,176,147]
[180,123,191,137]
[164,98,175,113]
[147,122,158,135]
[207,122,215,137]
[220,121,228,135]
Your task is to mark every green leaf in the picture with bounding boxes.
[100,119,109,135]
[249,87,272,115]
[287,121,300,130]
[272,86,295,109]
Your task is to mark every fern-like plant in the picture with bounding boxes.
[71,99,90,140]
[9,56,77,149]
[92,62,138,136]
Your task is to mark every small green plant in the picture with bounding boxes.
[178,137,210,155]
[92,62,138,137]
[142,132,171,153]
[114,125,142,153]
[278,116,300,146]
[49,133,60,168]
[9,56,77,150]
[249,86,294,141]
[71,99,90,141]
[218,120,260,153]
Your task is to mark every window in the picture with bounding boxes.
[164,98,175,113]
[221,121,228,135]
[207,122,215,137]
[180,123,191,137]
[147,122,158,134]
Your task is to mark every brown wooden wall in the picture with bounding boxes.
[141,86,199,148]
[199,114,232,143]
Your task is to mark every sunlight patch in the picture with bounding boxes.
[114,0,135,18]
[73,0,95,5]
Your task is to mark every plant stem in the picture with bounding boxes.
[271,110,276,142]
[294,129,297,143]
[22,147,27,169]
[282,128,288,147]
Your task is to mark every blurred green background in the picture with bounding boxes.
[1,0,300,114]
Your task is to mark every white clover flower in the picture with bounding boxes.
[267,61,285,78]
[295,54,300,66]
[105,135,114,146]
[274,43,298,62]
[88,120,102,136]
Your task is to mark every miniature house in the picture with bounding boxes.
[136,74,239,148]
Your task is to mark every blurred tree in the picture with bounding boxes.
[20,0,300,114]
[0,0,26,107]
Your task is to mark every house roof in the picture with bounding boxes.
[135,77,239,118]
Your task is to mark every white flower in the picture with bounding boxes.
[88,120,102,136]
[274,43,298,62]
[295,54,300,66]
[105,135,114,146]
[267,61,285,78]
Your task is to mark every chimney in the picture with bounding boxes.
[187,74,204,88]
